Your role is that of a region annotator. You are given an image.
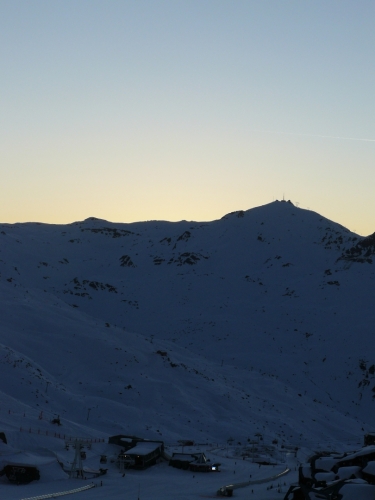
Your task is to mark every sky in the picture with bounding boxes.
[1,0,374,235]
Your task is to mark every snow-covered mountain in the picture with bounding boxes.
[1,200,374,450]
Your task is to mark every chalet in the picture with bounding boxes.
[284,479,348,500]
[333,446,375,471]
[364,433,375,446]
[109,435,164,470]
[283,484,304,499]
[0,463,40,484]
[169,452,220,472]
[119,441,163,469]
[362,461,375,485]
[298,465,313,487]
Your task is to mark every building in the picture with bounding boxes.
[109,435,164,470]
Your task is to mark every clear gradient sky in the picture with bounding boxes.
[1,1,374,235]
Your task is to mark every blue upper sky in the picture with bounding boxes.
[1,0,374,234]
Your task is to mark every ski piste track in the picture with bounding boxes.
[15,470,291,500]
[19,483,96,500]
[218,467,290,496]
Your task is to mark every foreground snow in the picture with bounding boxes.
[0,437,296,500]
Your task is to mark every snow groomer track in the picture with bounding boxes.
[20,483,96,500]
[218,467,290,496]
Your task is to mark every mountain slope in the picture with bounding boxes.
[0,201,374,449]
